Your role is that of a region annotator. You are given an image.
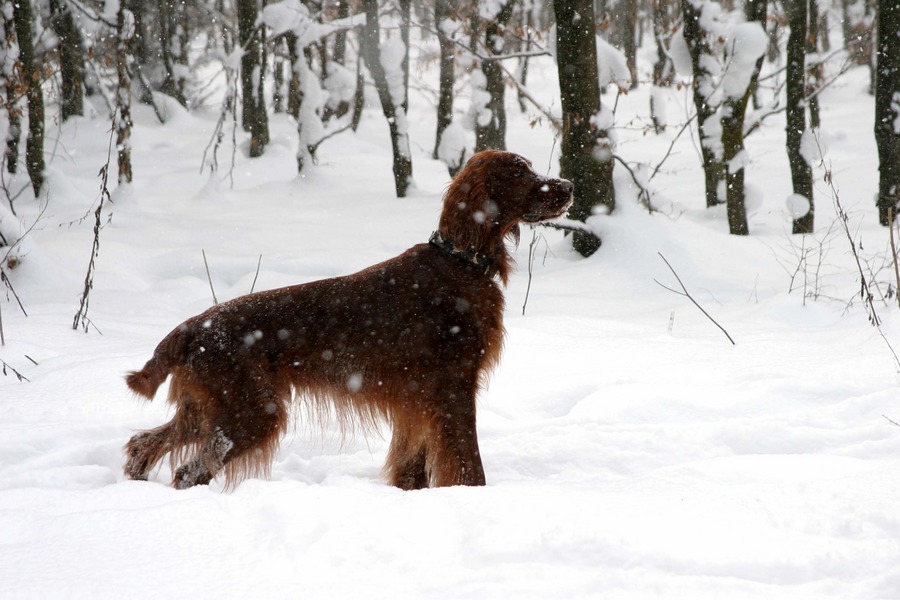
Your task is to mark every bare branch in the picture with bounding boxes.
[202,249,219,306]
[655,252,735,345]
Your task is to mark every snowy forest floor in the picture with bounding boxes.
[2,47,900,599]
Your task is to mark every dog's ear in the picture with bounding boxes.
[439,154,493,251]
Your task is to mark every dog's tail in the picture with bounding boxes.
[126,324,190,400]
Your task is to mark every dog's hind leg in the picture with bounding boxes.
[124,421,179,481]
[172,381,289,489]
[385,423,429,490]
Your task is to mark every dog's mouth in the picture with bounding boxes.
[523,195,574,223]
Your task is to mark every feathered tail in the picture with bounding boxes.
[125,324,189,400]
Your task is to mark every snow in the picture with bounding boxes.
[596,36,632,90]
[2,20,900,600]
[721,22,768,100]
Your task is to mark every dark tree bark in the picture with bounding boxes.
[237,0,269,157]
[2,9,21,175]
[12,0,44,196]
[681,0,723,208]
[720,0,767,236]
[116,3,134,185]
[50,0,84,120]
[473,1,514,152]
[433,0,455,159]
[360,0,413,197]
[159,0,187,106]
[650,0,675,133]
[876,0,900,225]
[786,0,814,234]
[554,0,611,257]
[621,0,639,90]
[286,32,301,119]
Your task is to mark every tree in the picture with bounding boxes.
[554,0,611,257]
[12,0,44,196]
[116,2,134,185]
[720,0,767,236]
[433,0,455,159]
[472,1,515,152]
[159,0,187,106]
[50,0,85,120]
[681,0,724,208]
[785,0,814,234]
[237,0,269,157]
[360,0,413,197]
[875,0,900,225]
[2,6,20,175]
[650,0,676,133]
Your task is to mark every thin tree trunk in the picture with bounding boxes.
[433,0,454,159]
[360,0,413,197]
[50,0,84,120]
[159,0,187,106]
[12,0,44,196]
[2,9,20,175]
[876,0,900,225]
[681,0,724,208]
[650,0,675,133]
[116,3,133,185]
[720,0,767,236]
[786,0,813,234]
[622,0,639,90]
[554,0,611,257]
[286,32,301,119]
[238,0,269,157]
[474,1,514,152]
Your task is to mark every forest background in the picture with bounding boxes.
[1,0,900,598]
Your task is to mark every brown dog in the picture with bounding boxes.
[124,150,573,490]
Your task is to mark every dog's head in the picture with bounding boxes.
[439,151,574,254]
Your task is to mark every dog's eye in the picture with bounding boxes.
[513,171,526,179]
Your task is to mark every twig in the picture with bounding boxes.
[0,358,29,382]
[890,209,900,310]
[655,252,735,345]
[814,134,900,370]
[613,154,653,212]
[884,414,900,428]
[522,229,540,316]
[649,113,696,181]
[250,254,262,293]
[202,249,218,305]
[73,119,116,332]
[536,218,594,235]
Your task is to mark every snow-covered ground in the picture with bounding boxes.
[2,29,900,600]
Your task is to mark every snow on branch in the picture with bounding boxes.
[261,0,365,44]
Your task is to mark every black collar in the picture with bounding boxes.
[429,231,497,278]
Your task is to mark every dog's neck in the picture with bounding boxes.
[429,231,499,278]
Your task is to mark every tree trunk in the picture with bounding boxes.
[433,0,455,159]
[474,1,514,152]
[681,0,723,208]
[650,0,675,133]
[720,0,766,236]
[554,0,611,257]
[159,0,187,106]
[50,0,84,120]
[786,0,814,234]
[621,0,639,90]
[116,3,133,185]
[2,9,21,175]
[876,0,900,225]
[12,0,44,196]
[237,0,269,157]
[360,0,413,197]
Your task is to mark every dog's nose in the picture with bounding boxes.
[560,180,574,193]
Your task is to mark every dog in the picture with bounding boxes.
[124,150,574,490]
